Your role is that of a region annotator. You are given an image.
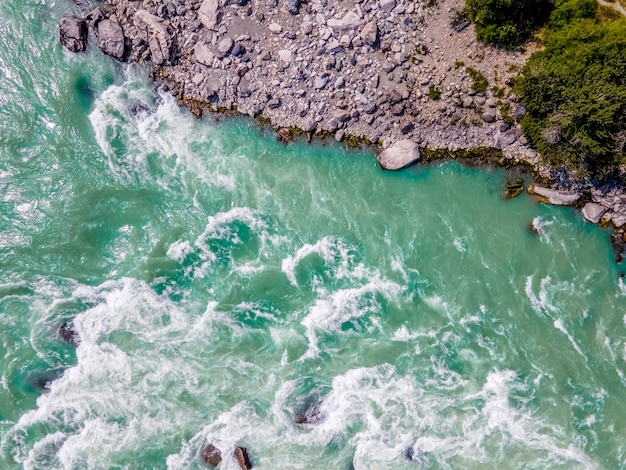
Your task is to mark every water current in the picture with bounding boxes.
[1,0,626,468]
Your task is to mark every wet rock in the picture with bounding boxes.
[503,177,524,200]
[277,127,292,143]
[199,0,221,31]
[233,446,252,470]
[377,139,420,170]
[528,184,581,206]
[58,321,80,345]
[201,443,222,467]
[59,16,88,53]
[528,220,539,235]
[582,202,607,224]
[133,10,173,65]
[294,401,326,424]
[97,19,125,59]
[610,230,626,263]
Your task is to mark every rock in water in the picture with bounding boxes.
[97,19,125,59]
[133,10,173,65]
[377,139,420,170]
[199,0,221,31]
[582,202,607,224]
[527,184,581,206]
[59,16,87,52]
[233,446,252,469]
[58,321,80,345]
[201,444,222,467]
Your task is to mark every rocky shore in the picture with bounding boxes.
[59,0,626,258]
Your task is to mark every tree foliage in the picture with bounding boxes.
[463,0,553,48]
[517,0,626,176]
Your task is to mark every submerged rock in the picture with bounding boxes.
[201,443,222,467]
[59,16,88,53]
[58,321,80,345]
[377,139,420,170]
[234,446,252,470]
[503,177,524,200]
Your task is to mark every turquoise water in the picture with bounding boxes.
[1,1,626,468]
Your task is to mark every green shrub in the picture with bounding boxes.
[464,0,553,48]
[428,86,442,100]
[517,1,626,176]
[466,67,489,93]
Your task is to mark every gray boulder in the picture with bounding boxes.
[199,0,221,31]
[360,21,378,47]
[59,16,87,53]
[528,184,581,206]
[582,202,607,224]
[327,11,362,31]
[133,10,173,65]
[377,139,420,170]
[97,19,125,59]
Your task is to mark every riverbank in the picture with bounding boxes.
[59,0,626,257]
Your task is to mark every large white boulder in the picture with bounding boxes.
[377,140,420,170]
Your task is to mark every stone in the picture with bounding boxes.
[133,10,173,65]
[327,11,362,31]
[363,102,376,114]
[360,20,378,47]
[377,139,420,170]
[194,42,214,65]
[198,0,221,31]
[97,19,125,59]
[58,321,80,345]
[495,128,520,149]
[381,61,395,73]
[582,203,607,224]
[335,129,345,141]
[314,76,327,89]
[503,177,524,199]
[217,37,234,56]
[286,0,300,15]
[267,98,281,109]
[399,118,413,134]
[481,107,496,123]
[278,49,292,62]
[59,17,87,53]
[333,109,351,122]
[201,444,222,467]
[233,447,252,470]
[527,184,581,206]
[269,22,283,33]
[379,0,396,13]
[301,21,313,35]
[302,118,316,132]
[327,39,342,52]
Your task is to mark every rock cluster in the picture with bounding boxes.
[59,0,626,235]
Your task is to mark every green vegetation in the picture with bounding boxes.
[516,0,626,176]
[428,86,442,100]
[463,0,553,48]
[466,67,489,93]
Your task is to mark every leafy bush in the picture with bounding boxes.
[517,0,626,176]
[466,67,488,93]
[464,0,553,48]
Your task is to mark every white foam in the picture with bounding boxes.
[281,236,352,287]
[553,318,585,358]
